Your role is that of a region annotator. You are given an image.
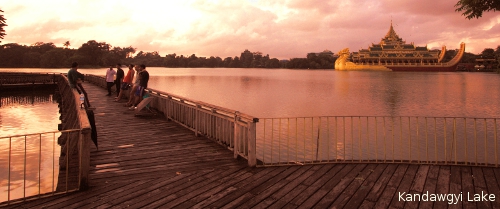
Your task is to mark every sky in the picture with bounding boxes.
[1,0,500,59]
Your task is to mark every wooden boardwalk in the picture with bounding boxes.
[4,83,500,209]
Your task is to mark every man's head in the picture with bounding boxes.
[140,64,146,70]
[71,62,78,69]
[134,64,142,71]
[116,63,121,68]
[129,64,134,69]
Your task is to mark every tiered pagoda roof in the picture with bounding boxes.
[351,21,441,64]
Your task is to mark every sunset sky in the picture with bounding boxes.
[1,0,500,59]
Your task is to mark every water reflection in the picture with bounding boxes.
[0,90,61,202]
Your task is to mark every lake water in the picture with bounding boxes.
[0,89,61,202]
[2,67,500,118]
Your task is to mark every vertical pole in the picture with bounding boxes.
[39,134,42,195]
[8,137,11,202]
[392,117,395,163]
[24,135,27,199]
[444,118,447,164]
[416,117,419,163]
[79,128,91,190]
[358,117,361,162]
[344,117,346,161]
[327,117,330,162]
[351,117,354,162]
[287,118,290,164]
[399,117,402,163]
[263,119,266,164]
[454,118,457,165]
[248,121,257,167]
[434,118,437,164]
[279,118,282,163]
[474,119,477,166]
[234,112,240,159]
[375,117,378,163]
[484,119,488,165]
[425,118,428,163]
[271,119,274,163]
[408,117,411,163]
[495,119,498,167]
[465,118,468,165]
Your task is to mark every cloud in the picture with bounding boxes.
[2,0,500,59]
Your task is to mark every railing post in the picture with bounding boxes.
[78,128,91,190]
[195,104,202,137]
[233,111,240,159]
[247,118,258,167]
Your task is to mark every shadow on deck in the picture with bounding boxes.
[4,82,500,209]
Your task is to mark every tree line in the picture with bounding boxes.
[0,40,337,69]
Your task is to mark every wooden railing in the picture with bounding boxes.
[84,74,259,166]
[0,72,57,85]
[0,73,91,206]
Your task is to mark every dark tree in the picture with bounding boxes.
[455,0,500,19]
[0,9,7,42]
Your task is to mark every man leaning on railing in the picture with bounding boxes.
[68,62,91,108]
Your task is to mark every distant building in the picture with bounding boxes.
[351,22,442,65]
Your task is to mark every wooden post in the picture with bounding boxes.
[78,127,91,190]
[234,112,240,159]
[247,119,257,167]
[195,104,201,137]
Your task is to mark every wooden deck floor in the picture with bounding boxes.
[4,83,500,209]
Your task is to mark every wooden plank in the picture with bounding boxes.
[482,168,500,209]
[321,164,378,208]
[211,166,310,209]
[343,164,388,209]
[389,164,419,208]
[372,164,408,208]
[472,167,492,209]
[298,164,363,208]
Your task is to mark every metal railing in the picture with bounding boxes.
[0,74,92,206]
[257,116,499,167]
[84,74,260,166]
[0,129,81,205]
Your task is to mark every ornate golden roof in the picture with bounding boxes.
[380,21,404,45]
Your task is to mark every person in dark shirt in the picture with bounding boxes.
[130,64,150,109]
[115,63,125,97]
[67,62,84,89]
[67,62,91,107]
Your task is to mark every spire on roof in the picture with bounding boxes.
[380,21,404,45]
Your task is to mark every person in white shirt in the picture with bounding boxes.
[105,65,116,96]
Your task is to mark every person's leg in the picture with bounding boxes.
[133,86,144,107]
[106,82,112,95]
[126,85,137,106]
[115,80,121,97]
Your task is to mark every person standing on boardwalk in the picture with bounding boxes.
[105,65,116,96]
[115,64,135,102]
[130,64,149,109]
[67,62,91,107]
[125,65,141,107]
[114,63,124,98]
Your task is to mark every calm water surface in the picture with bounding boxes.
[3,67,500,118]
[0,90,61,202]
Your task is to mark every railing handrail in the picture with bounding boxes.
[260,115,500,120]
[0,129,82,139]
[84,74,257,122]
